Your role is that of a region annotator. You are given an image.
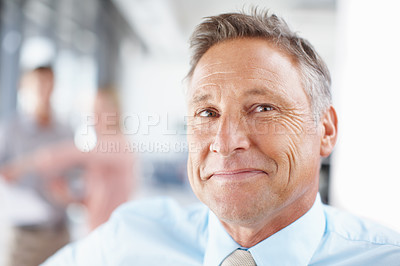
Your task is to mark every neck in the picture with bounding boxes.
[220,190,318,248]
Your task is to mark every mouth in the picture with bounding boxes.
[208,169,268,181]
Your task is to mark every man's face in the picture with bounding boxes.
[186,38,323,226]
[35,71,54,106]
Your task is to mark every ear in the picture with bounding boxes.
[320,106,338,157]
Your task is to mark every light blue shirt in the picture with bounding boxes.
[43,194,400,265]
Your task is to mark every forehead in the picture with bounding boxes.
[188,38,305,103]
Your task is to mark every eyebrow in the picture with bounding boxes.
[245,88,268,96]
[190,88,270,104]
[190,93,211,104]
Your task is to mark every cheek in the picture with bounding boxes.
[187,153,204,203]
[187,131,211,157]
[269,126,320,189]
[187,117,217,156]
[186,153,195,185]
[187,115,219,133]
[187,130,212,179]
[251,117,317,173]
[187,150,209,203]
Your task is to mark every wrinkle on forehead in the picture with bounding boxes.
[189,76,292,107]
[188,82,220,104]
[190,63,287,95]
[188,39,308,108]
[193,63,281,82]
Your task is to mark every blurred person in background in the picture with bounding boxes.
[0,66,72,266]
[79,88,135,230]
[4,88,136,231]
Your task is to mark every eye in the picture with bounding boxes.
[255,105,275,112]
[198,109,219,117]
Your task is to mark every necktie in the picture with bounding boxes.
[221,249,257,266]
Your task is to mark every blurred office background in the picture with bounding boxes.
[0,0,399,262]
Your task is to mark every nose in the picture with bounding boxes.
[210,115,250,156]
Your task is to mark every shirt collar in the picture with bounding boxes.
[203,209,240,266]
[203,194,326,266]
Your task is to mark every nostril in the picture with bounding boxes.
[210,142,220,153]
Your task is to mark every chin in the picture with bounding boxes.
[203,189,273,226]
[213,204,270,227]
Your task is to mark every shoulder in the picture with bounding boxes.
[323,205,400,246]
[44,197,209,265]
[110,197,209,263]
[110,197,209,246]
[314,205,400,264]
[113,196,208,224]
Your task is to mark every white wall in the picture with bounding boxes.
[331,0,400,232]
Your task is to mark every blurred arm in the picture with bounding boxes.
[0,141,88,183]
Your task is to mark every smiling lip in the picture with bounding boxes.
[210,169,267,181]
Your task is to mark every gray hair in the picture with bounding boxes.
[186,9,332,121]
